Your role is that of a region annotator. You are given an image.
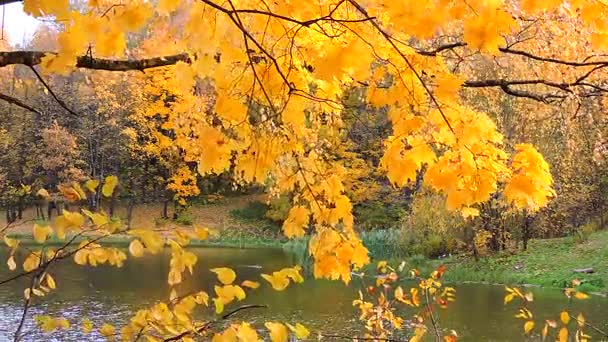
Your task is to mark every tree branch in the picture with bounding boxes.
[28,65,78,116]
[0,51,191,71]
[0,92,43,116]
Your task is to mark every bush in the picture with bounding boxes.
[230,201,269,222]
[175,210,194,226]
[265,195,291,222]
[354,200,406,230]
[396,191,464,258]
[574,220,599,243]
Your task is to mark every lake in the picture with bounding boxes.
[0,247,606,341]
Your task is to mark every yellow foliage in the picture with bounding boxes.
[282,205,309,238]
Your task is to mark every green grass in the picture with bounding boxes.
[432,230,608,293]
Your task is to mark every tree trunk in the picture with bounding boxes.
[522,214,531,251]
[162,199,169,219]
[126,197,135,228]
[17,199,23,220]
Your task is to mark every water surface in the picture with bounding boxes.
[0,247,606,341]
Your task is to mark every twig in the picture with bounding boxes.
[28,65,78,117]
[163,304,267,341]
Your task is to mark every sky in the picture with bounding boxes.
[1,2,39,46]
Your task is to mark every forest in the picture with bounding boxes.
[0,0,607,341]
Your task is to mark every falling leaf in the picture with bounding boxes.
[560,311,570,325]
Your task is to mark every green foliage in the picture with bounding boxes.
[265,195,291,222]
[230,201,269,222]
[353,200,405,230]
[175,210,194,226]
[574,220,599,244]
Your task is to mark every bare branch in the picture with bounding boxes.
[28,65,78,117]
[0,93,43,116]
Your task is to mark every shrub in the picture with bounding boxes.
[396,191,464,258]
[175,210,194,226]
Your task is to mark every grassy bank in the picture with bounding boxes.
[283,229,608,294]
[379,230,608,294]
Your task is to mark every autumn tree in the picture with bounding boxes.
[4,0,608,340]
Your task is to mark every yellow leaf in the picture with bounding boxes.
[58,184,82,202]
[37,188,51,200]
[82,210,109,228]
[558,327,568,342]
[100,323,115,338]
[129,239,145,258]
[194,291,209,306]
[542,323,548,339]
[262,273,290,291]
[282,205,309,238]
[213,297,224,314]
[23,252,41,272]
[236,322,259,341]
[574,291,589,300]
[265,322,288,342]
[4,236,18,248]
[32,288,45,297]
[74,249,88,266]
[194,227,210,240]
[524,320,534,334]
[212,326,237,342]
[286,323,310,339]
[158,0,181,16]
[85,179,99,193]
[101,175,119,197]
[24,288,31,300]
[560,311,570,325]
[211,267,236,285]
[7,255,16,271]
[82,318,93,333]
[33,223,53,244]
[129,230,164,254]
[576,313,585,328]
[45,274,56,289]
[241,280,260,289]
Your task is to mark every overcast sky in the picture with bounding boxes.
[1,3,39,46]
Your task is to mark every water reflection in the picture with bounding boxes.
[0,247,606,341]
